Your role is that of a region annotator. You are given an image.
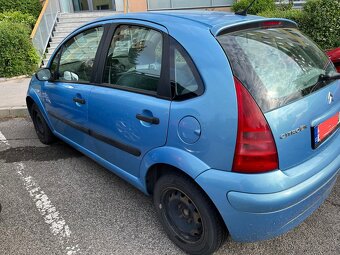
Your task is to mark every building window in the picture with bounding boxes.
[147,0,235,10]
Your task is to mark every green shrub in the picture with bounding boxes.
[258,9,304,26]
[232,0,276,15]
[0,0,42,18]
[0,21,39,77]
[302,0,340,50]
[0,11,36,29]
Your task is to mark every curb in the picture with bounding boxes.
[0,75,30,83]
[0,107,29,119]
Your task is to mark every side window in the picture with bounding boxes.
[103,25,163,93]
[171,40,203,99]
[57,27,104,83]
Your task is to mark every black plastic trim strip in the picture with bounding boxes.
[94,24,118,84]
[48,111,141,157]
[48,111,89,134]
[157,31,171,98]
[91,23,113,84]
[89,130,141,156]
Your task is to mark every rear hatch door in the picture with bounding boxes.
[217,24,340,171]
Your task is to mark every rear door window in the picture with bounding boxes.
[217,28,337,112]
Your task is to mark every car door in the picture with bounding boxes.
[88,23,171,177]
[43,26,106,148]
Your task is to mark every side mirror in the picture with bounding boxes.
[35,68,52,81]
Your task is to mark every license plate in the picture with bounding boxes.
[313,112,340,148]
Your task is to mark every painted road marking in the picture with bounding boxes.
[0,130,80,255]
[0,131,10,146]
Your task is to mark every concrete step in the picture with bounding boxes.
[58,17,101,24]
[55,26,79,34]
[45,52,52,59]
[44,52,53,64]
[49,39,64,47]
[55,22,87,29]
[49,42,61,49]
[47,46,57,53]
[52,31,70,37]
[50,35,67,43]
[59,11,116,19]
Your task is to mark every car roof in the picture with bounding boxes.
[83,11,285,36]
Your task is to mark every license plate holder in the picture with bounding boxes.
[312,112,340,149]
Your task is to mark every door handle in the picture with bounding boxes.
[73,97,86,104]
[136,114,160,125]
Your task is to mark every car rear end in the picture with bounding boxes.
[196,19,340,242]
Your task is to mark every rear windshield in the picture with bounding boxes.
[217,28,337,112]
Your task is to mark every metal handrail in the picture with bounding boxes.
[30,0,60,60]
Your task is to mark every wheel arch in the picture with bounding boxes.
[140,146,211,194]
[26,90,54,132]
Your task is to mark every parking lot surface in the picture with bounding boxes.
[0,118,339,255]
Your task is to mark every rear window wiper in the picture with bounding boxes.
[318,74,340,82]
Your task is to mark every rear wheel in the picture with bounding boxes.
[154,172,226,255]
[31,104,55,145]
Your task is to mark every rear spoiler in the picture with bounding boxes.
[212,18,298,36]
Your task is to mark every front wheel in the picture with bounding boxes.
[31,104,55,145]
[153,173,226,255]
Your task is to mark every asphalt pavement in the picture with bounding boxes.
[0,118,339,255]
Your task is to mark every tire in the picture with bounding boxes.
[154,172,226,255]
[31,104,55,145]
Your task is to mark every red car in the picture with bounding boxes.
[327,48,340,72]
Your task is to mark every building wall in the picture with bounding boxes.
[127,0,148,12]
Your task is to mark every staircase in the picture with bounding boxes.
[44,11,116,65]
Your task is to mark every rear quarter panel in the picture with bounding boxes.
[163,21,238,171]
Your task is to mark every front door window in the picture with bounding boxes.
[57,27,104,83]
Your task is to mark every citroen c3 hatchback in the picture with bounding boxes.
[27,11,340,255]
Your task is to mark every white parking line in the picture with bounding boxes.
[0,131,10,146]
[0,130,80,255]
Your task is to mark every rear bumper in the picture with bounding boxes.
[195,149,339,242]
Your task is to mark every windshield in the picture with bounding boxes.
[217,28,337,112]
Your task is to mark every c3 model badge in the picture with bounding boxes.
[280,125,307,139]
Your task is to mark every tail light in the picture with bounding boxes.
[232,78,278,173]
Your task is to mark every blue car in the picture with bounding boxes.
[27,11,340,255]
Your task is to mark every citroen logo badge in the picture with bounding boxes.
[327,92,334,104]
